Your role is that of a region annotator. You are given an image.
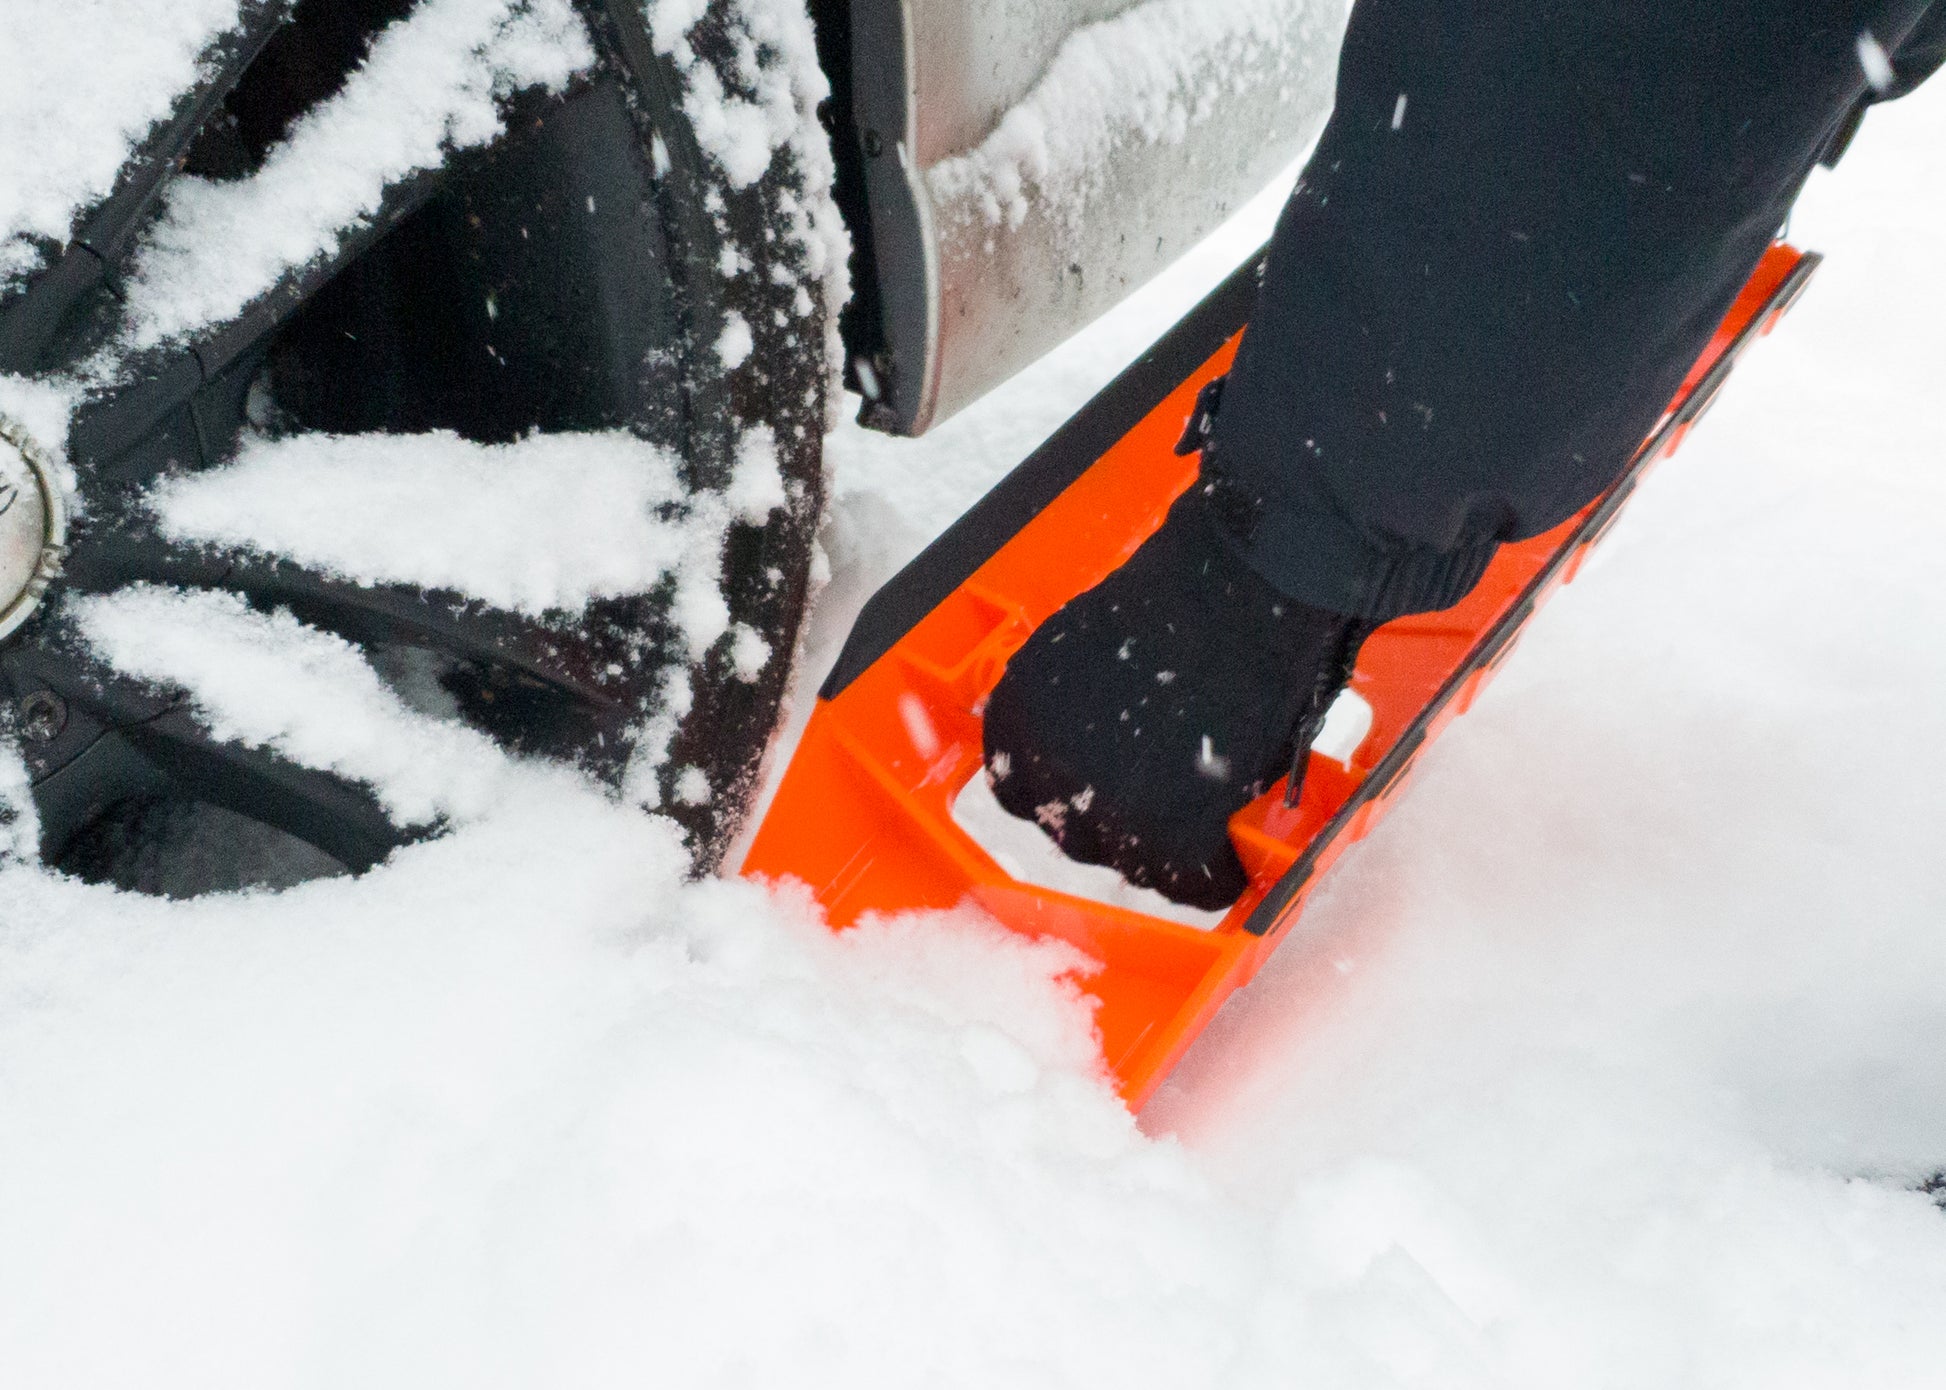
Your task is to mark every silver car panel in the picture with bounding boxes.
[850,0,1349,435]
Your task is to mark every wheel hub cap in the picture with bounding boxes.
[0,418,66,642]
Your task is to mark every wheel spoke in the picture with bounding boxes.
[117,707,410,872]
[70,3,297,269]
[65,171,444,477]
[51,504,674,778]
[0,3,294,375]
[215,558,669,772]
[3,624,405,873]
[3,640,174,857]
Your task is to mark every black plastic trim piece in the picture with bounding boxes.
[846,0,933,434]
[819,246,1267,699]
[804,0,887,402]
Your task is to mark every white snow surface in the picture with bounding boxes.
[118,0,593,350]
[0,57,1943,1390]
[0,0,243,283]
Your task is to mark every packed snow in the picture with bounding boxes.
[1,12,1944,1388]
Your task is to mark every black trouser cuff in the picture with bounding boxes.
[1195,476,1498,622]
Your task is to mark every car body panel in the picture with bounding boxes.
[847,0,1349,434]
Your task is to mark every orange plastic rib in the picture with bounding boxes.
[745,243,1817,1109]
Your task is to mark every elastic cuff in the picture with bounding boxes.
[1195,476,1499,622]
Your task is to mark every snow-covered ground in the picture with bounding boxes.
[4,34,1946,1390]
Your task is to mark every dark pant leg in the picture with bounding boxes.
[1206,0,1941,619]
[1883,0,1946,94]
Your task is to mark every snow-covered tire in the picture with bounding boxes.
[0,0,842,892]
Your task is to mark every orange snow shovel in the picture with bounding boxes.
[744,242,1820,1110]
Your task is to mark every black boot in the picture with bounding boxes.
[981,490,1370,910]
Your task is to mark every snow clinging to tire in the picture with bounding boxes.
[643,0,851,407]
